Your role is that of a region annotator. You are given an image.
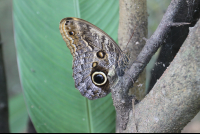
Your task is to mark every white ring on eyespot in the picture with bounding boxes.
[92,71,107,86]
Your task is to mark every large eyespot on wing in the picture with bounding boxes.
[92,71,107,86]
[71,52,111,100]
[90,64,110,88]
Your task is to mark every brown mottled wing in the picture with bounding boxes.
[59,17,122,100]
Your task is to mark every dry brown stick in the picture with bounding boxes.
[131,99,137,133]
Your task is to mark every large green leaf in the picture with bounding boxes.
[13,0,119,132]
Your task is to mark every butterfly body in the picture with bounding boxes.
[59,17,123,100]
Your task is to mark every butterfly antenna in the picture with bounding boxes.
[120,26,137,85]
[125,32,135,50]
[124,25,136,51]
[117,25,137,70]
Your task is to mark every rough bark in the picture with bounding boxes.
[0,32,10,133]
[126,18,200,133]
[115,0,147,132]
[111,0,200,133]
[124,0,200,91]
[118,0,147,64]
[118,0,147,100]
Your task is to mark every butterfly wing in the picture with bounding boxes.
[59,17,122,100]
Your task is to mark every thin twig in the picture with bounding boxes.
[131,99,137,133]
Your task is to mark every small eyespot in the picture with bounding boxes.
[65,21,69,25]
[92,72,107,86]
[69,31,75,35]
[96,50,106,59]
[92,62,98,68]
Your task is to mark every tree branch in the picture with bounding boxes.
[111,0,200,132]
[0,31,10,132]
[147,0,200,93]
[113,0,147,132]
[125,0,200,90]
[126,18,200,132]
[118,0,147,101]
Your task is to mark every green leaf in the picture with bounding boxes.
[13,0,119,133]
[9,94,28,133]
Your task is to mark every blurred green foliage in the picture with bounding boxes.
[9,94,28,133]
[0,0,28,132]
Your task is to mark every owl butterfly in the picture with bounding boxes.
[59,17,128,100]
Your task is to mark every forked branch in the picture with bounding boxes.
[113,0,200,133]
